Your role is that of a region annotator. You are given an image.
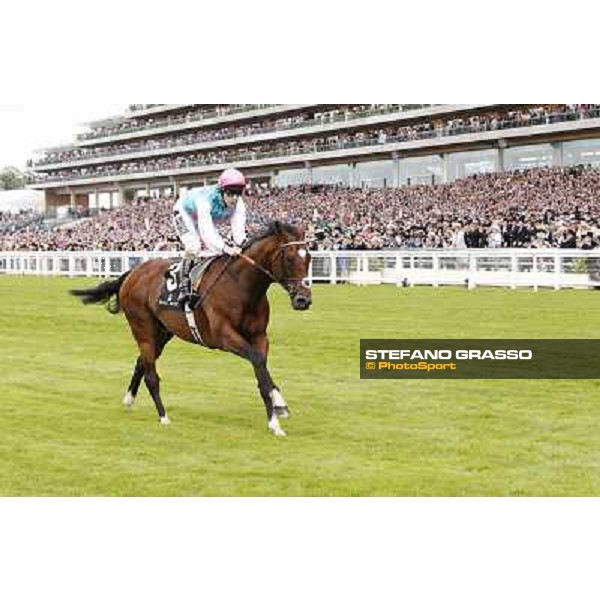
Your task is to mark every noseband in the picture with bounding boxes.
[240,240,309,297]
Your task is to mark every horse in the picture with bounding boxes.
[71,222,312,437]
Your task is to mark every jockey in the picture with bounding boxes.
[172,168,248,308]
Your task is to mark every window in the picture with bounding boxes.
[564,139,600,167]
[401,155,443,186]
[273,168,309,186]
[505,144,553,171]
[356,161,394,188]
[312,164,352,185]
[448,149,497,180]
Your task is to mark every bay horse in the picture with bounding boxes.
[71,222,312,437]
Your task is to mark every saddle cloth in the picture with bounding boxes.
[158,256,219,311]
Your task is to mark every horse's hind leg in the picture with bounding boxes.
[144,356,169,425]
[123,358,144,409]
[123,330,173,410]
[142,328,174,425]
[126,314,173,424]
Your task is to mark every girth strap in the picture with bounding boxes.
[184,303,205,346]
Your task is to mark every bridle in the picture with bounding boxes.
[239,240,310,297]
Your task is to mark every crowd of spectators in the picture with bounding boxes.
[76,104,277,141]
[256,166,600,251]
[0,210,44,234]
[0,199,179,252]
[35,104,433,167]
[77,104,434,142]
[32,105,600,184]
[3,165,600,253]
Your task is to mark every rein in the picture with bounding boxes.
[238,253,275,281]
[192,256,234,307]
[185,256,234,346]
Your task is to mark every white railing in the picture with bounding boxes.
[0,251,178,279]
[310,250,600,290]
[2,250,600,290]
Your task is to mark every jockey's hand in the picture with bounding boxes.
[224,245,243,257]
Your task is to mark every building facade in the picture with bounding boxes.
[29,104,600,214]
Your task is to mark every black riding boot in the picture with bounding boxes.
[178,258,200,310]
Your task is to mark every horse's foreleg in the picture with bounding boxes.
[253,335,290,420]
[221,329,286,437]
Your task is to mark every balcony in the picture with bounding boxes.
[75,104,303,145]
[33,104,452,171]
[29,109,600,190]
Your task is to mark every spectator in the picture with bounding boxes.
[4,165,600,252]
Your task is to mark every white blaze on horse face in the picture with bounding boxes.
[271,389,288,409]
[298,249,308,260]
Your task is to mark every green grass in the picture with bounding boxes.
[1,276,600,496]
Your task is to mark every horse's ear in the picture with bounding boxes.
[273,221,283,237]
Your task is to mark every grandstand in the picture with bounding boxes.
[28,104,600,216]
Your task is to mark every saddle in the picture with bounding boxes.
[158,256,219,311]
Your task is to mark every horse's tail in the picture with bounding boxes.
[70,271,131,315]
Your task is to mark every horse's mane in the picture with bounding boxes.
[244,221,299,249]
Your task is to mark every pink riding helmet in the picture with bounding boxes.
[218,168,247,191]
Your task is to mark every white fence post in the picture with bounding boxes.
[468,253,477,290]
[511,252,518,290]
[432,254,440,288]
[331,253,337,285]
[395,252,403,286]
[555,252,562,290]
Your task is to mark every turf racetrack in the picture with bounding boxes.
[2,276,600,496]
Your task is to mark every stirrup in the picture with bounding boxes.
[177,287,191,307]
[180,292,200,311]
[187,293,201,311]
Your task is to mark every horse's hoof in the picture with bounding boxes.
[270,427,287,438]
[123,392,135,409]
[268,419,287,437]
[160,416,171,426]
[274,406,291,420]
